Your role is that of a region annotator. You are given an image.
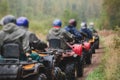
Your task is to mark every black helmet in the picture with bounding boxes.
[2,15,16,25]
[69,19,77,27]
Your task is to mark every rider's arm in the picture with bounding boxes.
[22,33,31,54]
[62,29,75,42]
[73,28,83,40]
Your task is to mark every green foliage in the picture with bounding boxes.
[0,0,8,18]
[112,27,120,80]
[103,0,120,28]
[97,9,110,30]
[87,30,120,80]
[0,0,104,31]
[0,26,2,30]
[86,66,105,80]
[29,19,53,35]
[62,9,79,27]
[0,0,103,22]
[114,27,120,49]
[86,37,106,80]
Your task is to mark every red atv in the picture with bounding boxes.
[48,39,84,80]
[82,41,92,65]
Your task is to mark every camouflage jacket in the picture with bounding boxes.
[47,27,74,49]
[0,23,30,53]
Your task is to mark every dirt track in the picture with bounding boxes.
[77,46,104,80]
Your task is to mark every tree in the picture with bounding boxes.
[62,9,79,27]
[0,0,8,18]
[103,0,120,28]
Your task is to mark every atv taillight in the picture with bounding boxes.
[83,42,91,51]
[72,44,83,56]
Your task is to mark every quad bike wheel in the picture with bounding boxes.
[54,67,66,80]
[36,74,47,80]
[85,51,92,64]
[91,43,95,54]
[76,56,84,77]
[24,74,47,80]
[65,63,76,80]
[95,40,99,49]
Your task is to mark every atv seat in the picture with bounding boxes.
[48,39,61,49]
[2,43,21,58]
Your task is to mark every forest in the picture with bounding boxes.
[0,0,120,80]
[0,0,102,27]
[0,0,119,29]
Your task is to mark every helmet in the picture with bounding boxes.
[89,22,94,26]
[53,19,62,27]
[16,17,29,28]
[2,15,16,25]
[80,22,87,27]
[69,19,77,26]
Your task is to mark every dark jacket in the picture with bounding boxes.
[65,25,83,41]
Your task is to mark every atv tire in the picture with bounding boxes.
[85,51,92,64]
[96,40,99,49]
[25,74,47,80]
[54,67,66,80]
[65,63,76,80]
[37,74,47,80]
[77,56,84,77]
[91,44,95,54]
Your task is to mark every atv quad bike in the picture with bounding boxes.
[30,41,66,80]
[93,32,100,49]
[82,41,92,65]
[48,39,84,80]
[0,59,46,80]
[0,43,46,80]
[37,50,66,80]
[88,36,96,54]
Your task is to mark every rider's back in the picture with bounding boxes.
[0,23,29,60]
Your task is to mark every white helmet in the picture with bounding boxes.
[80,22,87,27]
[89,22,94,26]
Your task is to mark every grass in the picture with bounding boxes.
[86,35,106,80]
[29,19,54,41]
[86,29,120,80]
[86,66,105,80]
[29,19,52,35]
[0,26,2,30]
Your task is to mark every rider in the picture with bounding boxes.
[89,22,99,49]
[88,22,97,33]
[80,22,96,53]
[65,19,83,43]
[80,22,93,40]
[0,15,30,60]
[16,17,48,61]
[47,19,74,49]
